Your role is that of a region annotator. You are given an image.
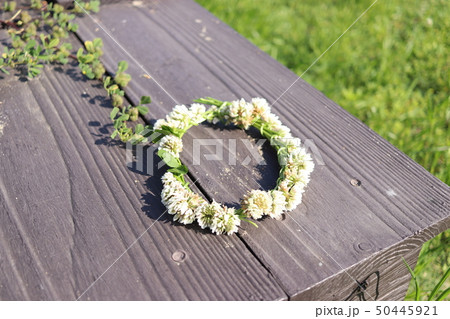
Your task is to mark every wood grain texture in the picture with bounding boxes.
[69,0,450,299]
[0,34,286,299]
[295,241,422,300]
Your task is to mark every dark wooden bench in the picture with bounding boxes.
[0,0,448,300]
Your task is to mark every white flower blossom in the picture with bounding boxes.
[263,112,283,130]
[285,183,305,211]
[170,198,196,224]
[195,201,220,229]
[251,97,270,120]
[161,171,178,188]
[166,118,186,130]
[265,115,291,137]
[241,190,273,219]
[153,119,167,131]
[154,117,185,131]
[277,179,307,212]
[277,179,293,195]
[211,205,240,235]
[228,98,255,129]
[168,104,190,121]
[156,104,206,133]
[158,135,183,156]
[189,103,207,124]
[268,190,286,219]
[283,148,314,184]
[161,173,183,207]
[158,104,190,131]
[161,172,206,224]
[272,136,300,156]
[275,125,292,138]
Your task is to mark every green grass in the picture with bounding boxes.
[196,0,449,300]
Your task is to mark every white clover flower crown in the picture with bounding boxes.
[152,97,314,235]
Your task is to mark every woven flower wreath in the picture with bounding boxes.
[151,97,314,235]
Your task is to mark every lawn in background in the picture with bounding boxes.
[196,0,449,300]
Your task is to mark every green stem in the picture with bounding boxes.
[193,97,226,107]
[403,257,421,301]
[428,267,449,300]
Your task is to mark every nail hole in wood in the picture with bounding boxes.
[357,242,372,251]
[172,249,187,262]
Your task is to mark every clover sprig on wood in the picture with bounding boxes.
[1,0,151,143]
[0,1,99,77]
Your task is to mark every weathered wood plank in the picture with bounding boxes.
[295,241,423,300]
[0,37,287,300]
[70,0,450,300]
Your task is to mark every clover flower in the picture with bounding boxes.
[283,148,314,184]
[168,104,190,122]
[161,171,178,189]
[211,205,240,235]
[288,147,312,166]
[251,97,270,120]
[195,201,221,229]
[285,183,305,211]
[275,125,292,138]
[156,104,190,131]
[241,190,273,219]
[228,98,255,129]
[277,179,307,211]
[189,103,207,124]
[174,192,205,225]
[167,195,194,224]
[263,113,293,137]
[272,136,301,156]
[269,190,287,219]
[154,104,206,134]
[158,135,183,156]
[153,119,167,131]
[277,179,293,196]
[161,173,185,206]
[263,112,283,130]
[153,118,185,131]
[161,172,206,224]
